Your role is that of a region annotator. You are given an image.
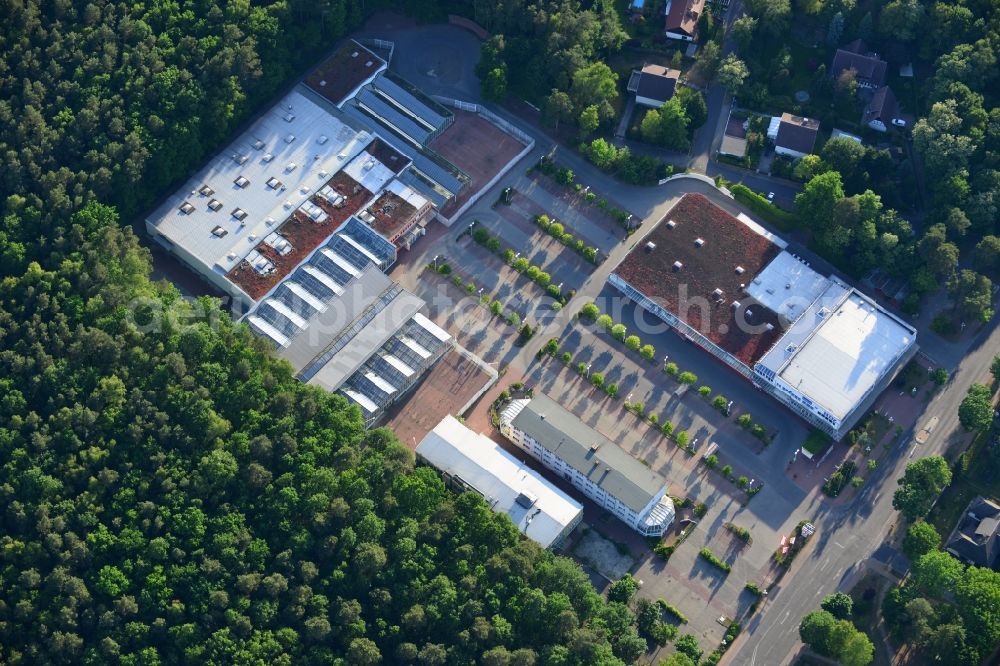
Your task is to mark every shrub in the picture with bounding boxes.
[596,314,613,330]
[726,523,752,542]
[543,338,560,356]
[664,361,679,375]
[549,222,565,237]
[676,431,689,447]
[579,303,600,321]
[699,547,731,573]
[678,371,697,384]
[712,395,728,411]
[583,246,598,262]
[560,351,572,364]
[704,454,719,468]
[745,582,764,596]
[606,383,619,397]
[486,237,501,252]
[451,275,463,286]
[502,248,515,264]
[722,464,733,478]
[585,191,597,203]
[577,362,588,375]
[536,271,551,287]
[751,424,768,442]
[693,502,708,518]
[512,257,530,272]
[552,301,562,311]
[661,421,674,436]
[535,214,550,229]
[631,401,645,417]
[657,599,689,624]
[867,459,877,472]
[505,311,521,327]
[466,281,477,294]
[611,324,627,340]
[625,335,641,351]
[649,413,659,425]
[698,385,712,397]
[546,284,562,299]
[525,265,540,280]
[575,239,585,253]
[472,227,490,244]
[556,167,575,186]
[519,323,534,341]
[597,198,608,209]
[640,344,655,361]
[490,300,503,316]
[930,367,949,385]
[738,413,752,428]
[737,476,749,489]
[591,372,605,388]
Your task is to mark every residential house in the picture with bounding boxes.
[863,86,899,132]
[628,64,681,108]
[773,112,820,159]
[831,39,888,89]
[945,496,1000,569]
[664,0,705,41]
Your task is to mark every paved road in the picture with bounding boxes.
[724,316,998,665]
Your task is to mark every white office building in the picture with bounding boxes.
[417,416,584,548]
[499,395,675,537]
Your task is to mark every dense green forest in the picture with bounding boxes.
[0,204,653,664]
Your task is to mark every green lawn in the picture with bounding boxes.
[803,429,833,456]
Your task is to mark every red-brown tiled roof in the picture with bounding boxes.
[666,0,706,38]
[613,194,785,365]
[305,40,386,106]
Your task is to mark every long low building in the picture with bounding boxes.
[417,416,584,549]
[609,193,917,439]
[499,395,675,537]
[246,260,451,425]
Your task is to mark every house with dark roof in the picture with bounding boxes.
[863,86,899,132]
[831,39,888,89]
[773,113,820,159]
[627,64,681,108]
[945,497,1000,568]
[664,0,705,41]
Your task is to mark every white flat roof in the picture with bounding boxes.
[417,416,583,548]
[147,90,371,276]
[769,289,915,419]
[343,149,396,194]
[386,178,430,212]
[746,251,831,322]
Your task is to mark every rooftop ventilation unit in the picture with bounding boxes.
[318,80,327,87]
[262,153,274,163]
[266,177,281,189]
[786,343,797,353]
[207,199,223,211]
[285,162,297,172]
[515,492,538,509]
[365,60,374,67]
[785,283,792,289]
[735,266,745,274]
[712,288,724,301]
[818,307,830,318]
[234,176,250,188]
[672,260,683,271]
[211,225,228,238]
[765,323,774,330]
[317,135,328,145]
[351,51,359,58]
[284,134,295,144]
[233,154,248,165]
[252,139,265,150]
[231,208,248,221]
[731,300,741,309]
[178,202,195,215]
[666,219,676,229]
[694,238,705,247]
[199,185,214,196]
[645,241,657,251]
[283,112,295,122]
